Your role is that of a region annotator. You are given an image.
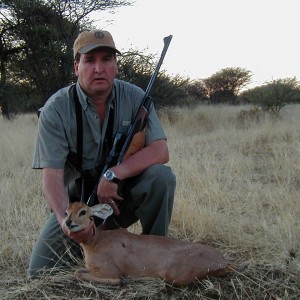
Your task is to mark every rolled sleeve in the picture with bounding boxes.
[32,104,69,169]
[145,103,167,145]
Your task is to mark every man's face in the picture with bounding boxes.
[74,49,118,100]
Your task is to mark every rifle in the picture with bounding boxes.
[86,35,173,206]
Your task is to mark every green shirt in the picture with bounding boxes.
[32,79,166,175]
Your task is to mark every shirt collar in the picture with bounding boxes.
[75,82,115,110]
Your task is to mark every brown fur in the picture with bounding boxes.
[64,202,234,286]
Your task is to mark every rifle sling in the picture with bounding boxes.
[72,84,114,173]
[73,85,83,171]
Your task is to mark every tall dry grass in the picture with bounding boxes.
[162,105,300,266]
[1,105,300,299]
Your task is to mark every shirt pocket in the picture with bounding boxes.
[69,128,95,152]
[114,121,131,137]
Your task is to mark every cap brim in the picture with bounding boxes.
[78,44,121,55]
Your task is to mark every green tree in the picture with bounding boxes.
[241,77,300,114]
[117,49,155,89]
[184,79,209,103]
[0,0,131,118]
[203,67,252,104]
[117,49,189,107]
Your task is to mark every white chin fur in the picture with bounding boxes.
[68,224,85,232]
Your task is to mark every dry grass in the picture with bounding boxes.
[1,105,300,299]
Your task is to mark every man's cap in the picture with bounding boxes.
[73,30,121,59]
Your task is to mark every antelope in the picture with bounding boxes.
[64,202,234,286]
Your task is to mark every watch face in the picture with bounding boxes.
[105,170,114,180]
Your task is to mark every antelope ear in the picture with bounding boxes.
[90,204,113,220]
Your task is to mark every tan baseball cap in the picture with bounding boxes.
[73,30,121,59]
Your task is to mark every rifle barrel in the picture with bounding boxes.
[145,35,173,97]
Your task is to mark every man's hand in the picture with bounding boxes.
[62,220,95,244]
[97,177,123,215]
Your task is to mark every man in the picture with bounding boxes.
[28,30,176,277]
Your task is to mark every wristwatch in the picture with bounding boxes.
[103,169,120,184]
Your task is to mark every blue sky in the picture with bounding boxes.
[93,0,300,87]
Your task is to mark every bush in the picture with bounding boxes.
[117,49,189,107]
[241,77,300,114]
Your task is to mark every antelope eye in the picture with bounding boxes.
[79,210,86,217]
[64,212,68,216]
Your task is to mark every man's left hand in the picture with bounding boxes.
[63,220,95,244]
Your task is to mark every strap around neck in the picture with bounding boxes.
[72,84,115,172]
[73,84,83,172]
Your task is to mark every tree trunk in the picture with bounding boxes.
[0,37,10,119]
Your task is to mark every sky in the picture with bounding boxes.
[93,0,300,88]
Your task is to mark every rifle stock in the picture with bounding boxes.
[117,95,152,163]
[86,35,172,206]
